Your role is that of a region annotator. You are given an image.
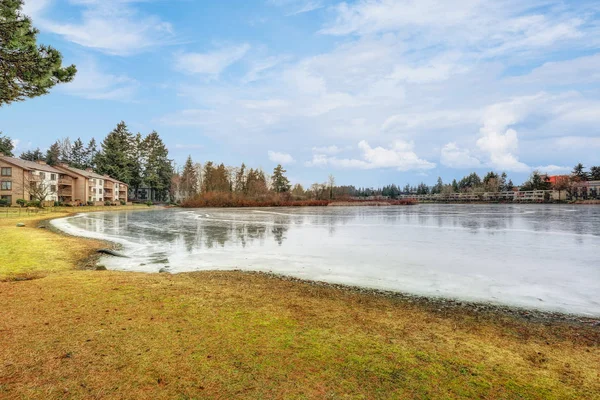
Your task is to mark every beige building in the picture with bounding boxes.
[54,165,128,205]
[0,154,128,206]
[0,154,80,206]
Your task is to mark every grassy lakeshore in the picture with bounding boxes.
[0,213,599,399]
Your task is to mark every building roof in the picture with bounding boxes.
[0,155,67,175]
[55,164,128,186]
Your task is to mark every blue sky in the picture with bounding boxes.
[2,0,600,187]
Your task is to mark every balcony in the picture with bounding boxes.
[58,188,73,197]
[28,174,41,182]
[58,177,73,185]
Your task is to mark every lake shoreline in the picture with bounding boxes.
[232,270,600,326]
[49,205,600,321]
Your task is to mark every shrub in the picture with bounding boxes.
[120,200,126,206]
[16,199,27,207]
[0,199,9,207]
[27,200,42,208]
[86,201,94,206]
[104,201,112,206]
[145,201,153,207]
[181,192,330,208]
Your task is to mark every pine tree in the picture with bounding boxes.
[291,183,305,198]
[142,131,172,201]
[452,179,459,193]
[202,161,215,193]
[234,163,246,193]
[20,147,45,161]
[95,122,134,183]
[271,164,291,193]
[0,132,14,155]
[506,179,514,191]
[45,142,60,165]
[129,133,144,198]
[0,0,76,106]
[180,155,199,198]
[85,138,97,169]
[432,177,443,194]
[572,163,588,182]
[246,168,268,196]
[590,166,600,181]
[70,138,86,169]
[213,163,231,192]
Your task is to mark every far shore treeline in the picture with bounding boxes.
[1,125,600,207]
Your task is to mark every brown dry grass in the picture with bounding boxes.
[0,213,599,399]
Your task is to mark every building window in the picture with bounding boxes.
[1,195,12,204]
[99,189,103,194]
[92,188,96,194]
[1,181,12,190]
[39,172,45,179]
[50,185,56,192]
[1,167,11,177]
[50,174,56,180]
[100,180,103,185]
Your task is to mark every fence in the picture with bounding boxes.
[398,190,556,203]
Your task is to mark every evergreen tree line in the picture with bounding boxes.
[2,122,173,202]
[323,165,600,200]
[172,156,292,201]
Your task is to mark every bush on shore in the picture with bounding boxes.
[181,192,330,208]
[181,192,418,208]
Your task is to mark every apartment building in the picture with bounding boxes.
[102,175,129,203]
[54,164,128,204]
[0,153,129,206]
[0,154,78,206]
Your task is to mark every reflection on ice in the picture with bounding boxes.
[51,205,600,316]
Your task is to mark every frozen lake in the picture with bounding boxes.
[52,205,600,316]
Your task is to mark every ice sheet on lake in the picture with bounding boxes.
[51,205,600,316]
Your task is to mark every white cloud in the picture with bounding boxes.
[157,0,600,178]
[533,165,571,174]
[554,136,600,149]
[505,54,600,86]
[268,151,296,164]
[243,55,290,83]
[175,44,251,76]
[10,139,21,151]
[61,60,139,101]
[440,143,481,169]
[307,140,435,171]
[474,94,548,172]
[269,0,324,16]
[312,145,342,155]
[24,0,174,55]
[21,0,51,17]
[320,0,592,58]
[286,1,324,16]
[320,0,480,36]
